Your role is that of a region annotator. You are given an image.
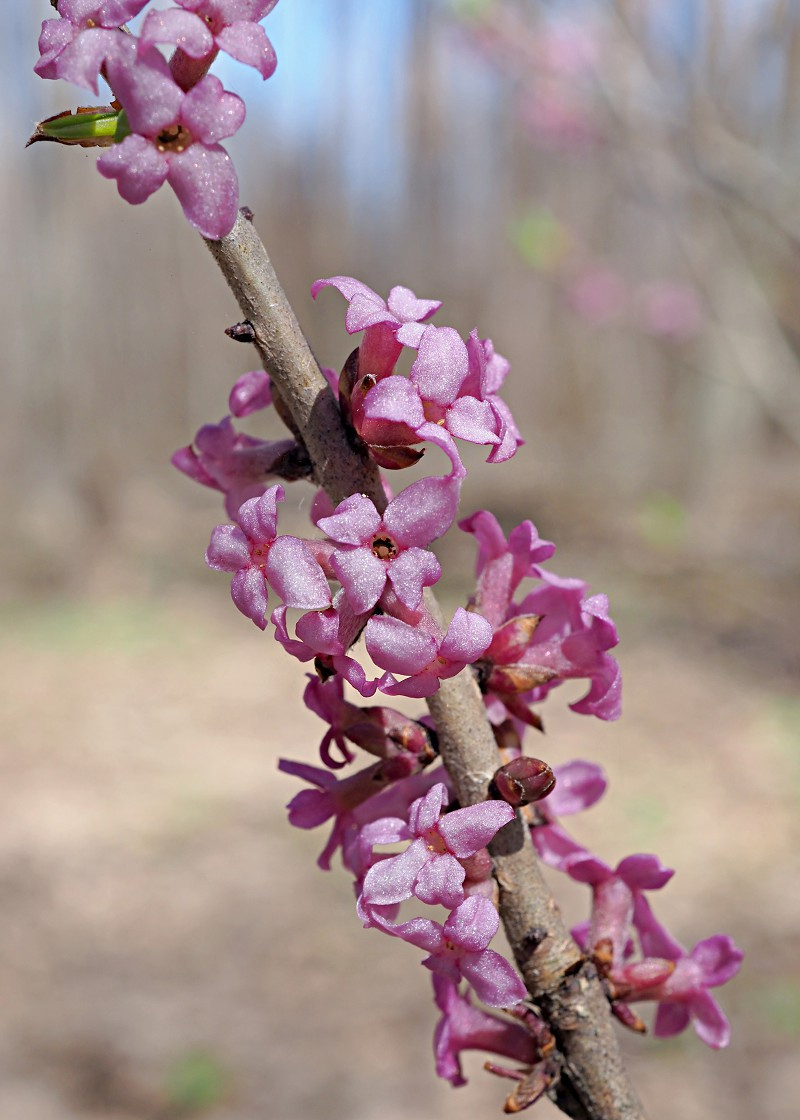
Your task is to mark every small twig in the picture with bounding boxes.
[204,209,647,1120]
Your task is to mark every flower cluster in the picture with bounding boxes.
[33,1,279,237]
[530,760,744,1047]
[33,5,743,1110]
[172,275,742,1102]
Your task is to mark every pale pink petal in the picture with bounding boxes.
[230,565,268,628]
[383,476,460,547]
[365,617,437,675]
[216,21,277,78]
[97,134,169,204]
[181,75,245,143]
[331,548,387,613]
[167,143,239,239]
[139,7,214,59]
[265,537,332,610]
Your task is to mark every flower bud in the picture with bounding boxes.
[491,757,556,807]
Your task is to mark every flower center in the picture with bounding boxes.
[371,534,397,561]
[250,541,271,569]
[156,123,192,154]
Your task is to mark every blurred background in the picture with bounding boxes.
[2,1,799,1117]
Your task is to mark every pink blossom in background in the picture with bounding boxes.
[639,282,703,342]
[566,264,627,326]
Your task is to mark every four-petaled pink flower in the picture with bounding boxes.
[358,782,514,915]
[172,415,306,519]
[139,0,279,86]
[35,1,147,93]
[432,975,537,1088]
[98,46,245,238]
[366,607,494,698]
[316,476,459,614]
[311,276,441,378]
[632,898,743,1049]
[373,895,527,1008]
[206,484,331,628]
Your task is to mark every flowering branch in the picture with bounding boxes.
[32,5,740,1113]
[203,208,646,1120]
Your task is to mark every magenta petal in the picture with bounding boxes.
[408,784,448,834]
[387,285,441,324]
[688,992,732,1049]
[384,476,460,546]
[446,396,500,445]
[362,376,426,428]
[55,27,126,93]
[181,75,246,144]
[486,396,523,463]
[265,537,331,610]
[653,1000,691,1039]
[438,801,514,858]
[387,915,444,953]
[410,326,469,405]
[439,608,493,663]
[365,617,437,675]
[460,949,528,1008]
[205,523,250,571]
[35,20,76,80]
[238,485,283,540]
[216,21,277,78]
[386,548,440,610]
[318,493,381,545]
[415,854,466,909]
[229,370,272,417]
[311,275,379,305]
[230,565,268,628]
[549,760,607,816]
[690,936,744,987]
[97,134,169,205]
[139,8,214,59]
[105,46,181,136]
[294,607,342,656]
[167,143,239,239]
[444,897,498,952]
[331,548,386,613]
[361,840,430,906]
[616,854,674,891]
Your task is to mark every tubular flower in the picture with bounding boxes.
[311,276,442,378]
[358,782,514,916]
[35,1,148,92]
[139,0,279,85]
[316,476,459,614]
[98,46,245,238]
[206,485,331,629]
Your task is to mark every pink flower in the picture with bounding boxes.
[316,476,459,613]
[172,415,309,519]
[358,783,513,914]
[206,485,331,628]
[271,595,380,699]
[432,976,538,1088]
[139,0,279,86]
[371,895,527,1008]
[462,511,621,723]
[303,676,437,771]
[632,899,743,1049]
[367,607,494,699]
[35,1,147,92]
[311,276,441,378]
[98,47,245,238]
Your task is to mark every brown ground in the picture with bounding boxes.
[0,572,797,1120]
